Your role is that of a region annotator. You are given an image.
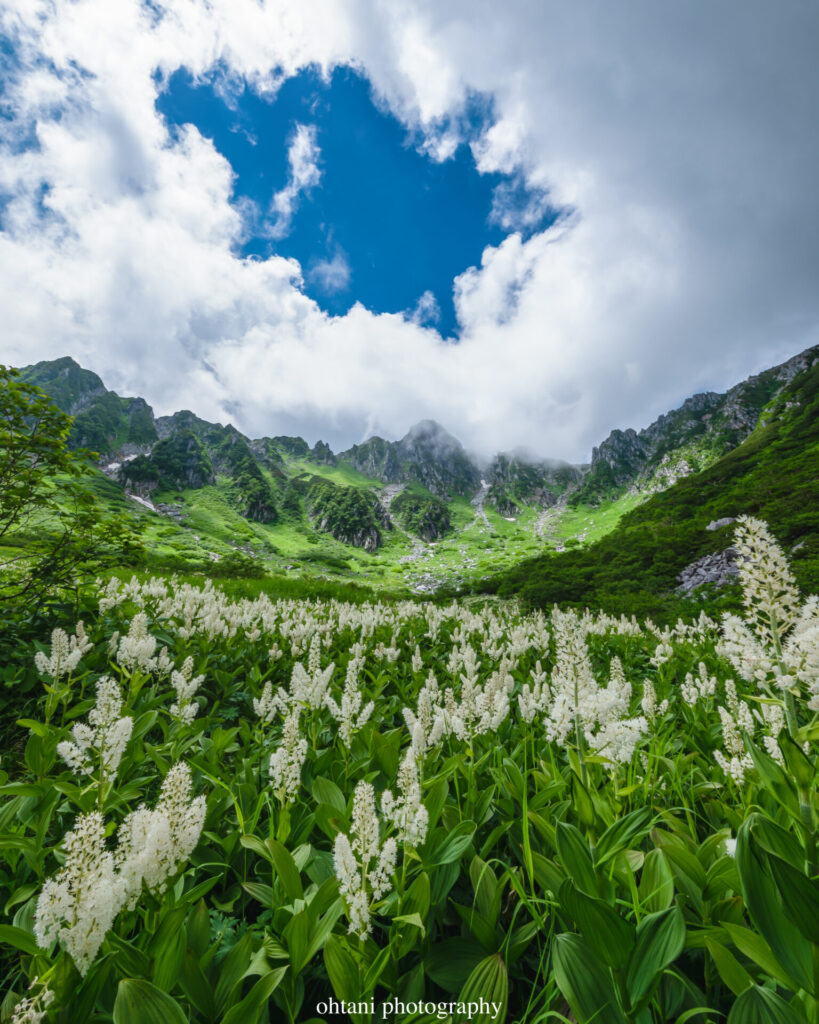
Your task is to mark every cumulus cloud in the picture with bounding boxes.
[409,290,440,326]
[267,123,321,239]
[1,0,818,461]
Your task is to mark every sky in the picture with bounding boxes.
[1,1,818,461]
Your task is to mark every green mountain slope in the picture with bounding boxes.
[487,358,819,615]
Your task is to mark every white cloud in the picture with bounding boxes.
[267,123,321,239]
[408,290,440,326]
[308,250,351,293]
[1,0,818,462]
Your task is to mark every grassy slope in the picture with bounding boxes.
[486,361,819,617]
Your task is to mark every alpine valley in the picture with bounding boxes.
[15,343,819,611]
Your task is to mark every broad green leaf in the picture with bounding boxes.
[284,910,310,973]
[625,905,685,1010]
[595,808,653,866]
[221,967,288,1024]
[727,984,804,1024]
[766,852,819,945]
[112,979,187,1024]
[735,817,814,994]
[311,777,346,815]
[425,937,485,993]
[705,939,754,996]
[722,923,799,991]
[639,849,674,912]
[777,733,815,790]
[268,839,303,902]
[553,933,628,1024]
[214,932,254,1015]
[558,880,635,969]
[0,924,43,956]
[187,899,210,959]
[555,822,598,896]
[457,954,508,1024]
[428,820,476,866]
[744,743,799,819]
[324,934,360,1002]
[242,882,274,906]
[152,925,187,992]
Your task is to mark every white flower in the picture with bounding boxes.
[333,781,396,939]
[58,677,132,779]
[34,812,125,976]
[381,749,428,847]
[169,656,204,724]
[325,657,374,748]
[269,709,307,804]
[34,622,91,682]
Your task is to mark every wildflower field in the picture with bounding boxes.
[1,517,818,1024]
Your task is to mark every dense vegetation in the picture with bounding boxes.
[305,480,387,550]
[122,431,215,491]
[1,518,818,1022]
[391,491,452,541]
[489,362,819,616]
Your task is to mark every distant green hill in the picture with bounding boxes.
[486,358,819,616]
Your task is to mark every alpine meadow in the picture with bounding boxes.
[2,3,819,1023]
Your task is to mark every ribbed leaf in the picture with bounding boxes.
[735,818,814,994]
[221,967,288,1024]
[596,808,653,866]
[553,933,628,1024]
[559,879,635,968]
[625,905,685,1010]
[766,852,819,945]
[555,822,598,896]
[112,979,187,1024]
[726,984,804,1024]
[705,939,753,997]
[458,954,508,1024]
[639,849,675,912]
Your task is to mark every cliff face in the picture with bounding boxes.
[572,345,819,504]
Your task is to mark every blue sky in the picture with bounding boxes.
[156,65,553,337]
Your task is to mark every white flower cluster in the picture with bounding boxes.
[34,764,204,976]
[325,654,374,748]
[115,613,172,675]
[253,680,287,725]
[681,663,718,705]
[116,763,207,906]
[403,671,446,757]
[381,749,428,847]
[518,661,550,723]
[333,781,397,939]
[57,677,133,778]
[269,708,308,805]
[10,981,55,1024]
[34,622,91,682]
[641,679,668,721]
[290,635,334,710]
[169,656,205,724]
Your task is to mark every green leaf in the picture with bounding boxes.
[777,733,815,790]
[428,820,476,866]
[595,808,653,867]
[766,852,819,945]
[625,905,685,1010]
[152,926,187,992]
[555,822,598,896]
[639,849,674,912]
[735,817,814,994]
[112,979,188,1024]
[311,777,346,815]
[722,923,799,991]
[726,984,804,1024]
[553,933,628,1024]
[268,839,303,902]
[425,937,485,993]
[324,934,360,1003]
[705,939,754,997]
[744,743,800,819]
[457,954,508,1024]
[221,967,288,1024]
[187,899,210,959]
[0,924,43,956]
[214,932,254,1015]
[242,882,274,906]
[558,880,635,969]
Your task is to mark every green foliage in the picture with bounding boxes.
[123,431,214,491]
[305,479,385,549]
[0,366,144,603]
[391,490,451,541]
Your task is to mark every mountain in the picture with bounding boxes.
[490,354,819,615]
[10,342,819,595]
[340,420,481,498]
[572,346,817,505]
